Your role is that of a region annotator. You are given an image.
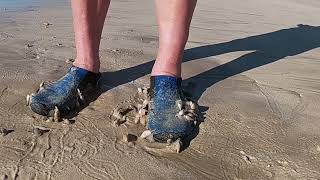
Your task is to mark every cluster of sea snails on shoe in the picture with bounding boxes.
[138,99,198,153]
[26,81,84,124]
[112,87,198,126]
[112,87,198,153]
[175,99,198,123]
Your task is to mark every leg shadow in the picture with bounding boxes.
[100,24,320,94]
[97,24,320,149]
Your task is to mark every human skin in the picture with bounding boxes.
[71,0,110,73]
[71,0,197,77]
[152,0,197,77]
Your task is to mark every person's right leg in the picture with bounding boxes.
[72,0,110,73]
[29,0,110,117]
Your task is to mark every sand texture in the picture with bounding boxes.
[0,0,320,179]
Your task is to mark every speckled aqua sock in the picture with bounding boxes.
[147,76,194,142]
[30,66,100,116]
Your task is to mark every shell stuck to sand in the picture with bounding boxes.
[111,88,151,127]
[139,130,182,154]
[39,81,45,91]
[26,93,35,106]
[53,106,60,122]
[0,128,11,137]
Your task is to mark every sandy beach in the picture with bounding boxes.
[0,0,320,179]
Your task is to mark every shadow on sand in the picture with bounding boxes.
[100,24,320,100]
[95,24,320,149]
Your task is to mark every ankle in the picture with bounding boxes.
[151,56,182,77]
[72,61,100,73]
[151,64,181,78]
[151,71,179,78]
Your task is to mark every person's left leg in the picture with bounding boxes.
[147,0,197,142]
[151,0,197,77]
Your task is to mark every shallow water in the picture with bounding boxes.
[0,0,66,12]
[0,0,40,9]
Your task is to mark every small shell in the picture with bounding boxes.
[122,134,129,143]
[194,120,197,126]
[171,139,182,153]
[184,114,194,121]
[77,89,85,103]
[112,108,123,120]
[39,81,45,90]
[176,100,183,110]
[140,130,152,139]
[176,114,184,121]
[46,117,54,123]
[127,142,135,147]
[189,101,197,110]
[26,93,35,106]
[140,116,147,126]
[186,112,196,118]
[142,100,149,109]
[134,115,140,124]
[53,106,60,122]
[26,95,31,106]
[178,110,185,116]
[142,88,149,95]
[137,104,142,110]
[122,115,128,121]
[0,128,9,136]
[139,109,147,116]
[112,120,120,127]
[63,119,71,125]
[32,128,44,137]
[138,87,143,94]
[187,109,196,114]
[43,22,52,27]
[146,134,155,142]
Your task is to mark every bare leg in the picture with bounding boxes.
[29,0,110,116]
[146,0,197,143]
[152,0,197,77]
[71,0,110,73]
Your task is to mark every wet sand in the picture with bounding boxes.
[0,0,320,179]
